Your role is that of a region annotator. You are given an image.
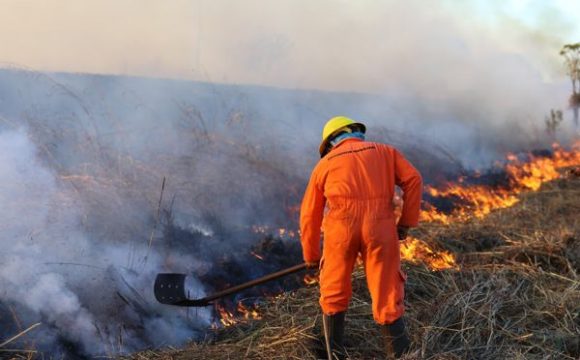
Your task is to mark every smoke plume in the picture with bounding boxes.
[1,1,579,357]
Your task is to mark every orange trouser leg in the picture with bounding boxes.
[362,217,406,324]
[319,217,360,315]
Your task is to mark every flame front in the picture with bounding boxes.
[505,142,580,191]
[421,142,580,223]
[220,143,579,327]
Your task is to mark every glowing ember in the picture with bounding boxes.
[400,237,457,270]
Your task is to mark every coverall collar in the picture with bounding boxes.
[329,137,364,154]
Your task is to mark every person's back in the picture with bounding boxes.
[300,116,422,359]
[318,138,419,210]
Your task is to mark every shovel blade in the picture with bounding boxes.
[154,273,188,305]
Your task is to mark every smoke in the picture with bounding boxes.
[0,129,97,352]
[0,1,579,356]
[0,69,325,356]
[2,0,577,165]
[0,1,576,89]
[0,56,576,355]
[0,127,212,355]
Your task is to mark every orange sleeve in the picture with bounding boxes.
[394,149,423,227]
[299,164,326,263]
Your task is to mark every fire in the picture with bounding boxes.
[214,301,262,328]
[298,238,456,280]
[225,143,576,328]
[215,305,237,327]
[505,142,580,191]
[421,142,580,223]
[212,143,579,331]
[419,203,452,224]
[421,185,519,223]
[237,302,262,320]
[400,237,457,270]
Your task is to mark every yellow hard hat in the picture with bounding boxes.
[319,116,366,156]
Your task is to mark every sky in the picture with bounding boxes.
[0,0,579,92]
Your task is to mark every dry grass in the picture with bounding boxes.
[125,174,580,359]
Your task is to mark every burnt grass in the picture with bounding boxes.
[128,174,580,360]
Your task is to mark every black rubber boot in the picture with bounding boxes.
[381,317,410,359]
[322,312,346,360]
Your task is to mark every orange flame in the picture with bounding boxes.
[215,305,237,327]
[400,237,457,270]
[237,302,262,320]
[214,302,262,328]
[421,185,519,224]
[421,142,580,223]
[231,142,578,324]
[505,142,580,191]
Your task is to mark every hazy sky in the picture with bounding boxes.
[1,0,579,92]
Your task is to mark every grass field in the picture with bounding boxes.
[127,170,579,359]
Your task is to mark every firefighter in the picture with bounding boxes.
[300,116,423,359]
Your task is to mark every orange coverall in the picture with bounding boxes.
[300,138,422,324]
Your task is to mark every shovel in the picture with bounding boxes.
[154,263,308,307]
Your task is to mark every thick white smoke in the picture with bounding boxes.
[0,2,578,356]
[1,1,578,165]
[0,129,210,355]
[0,130,95,352]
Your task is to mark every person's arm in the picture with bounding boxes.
[299,165,326,266]
[394,149,423,237]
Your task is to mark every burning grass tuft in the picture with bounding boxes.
[126,174,580,359]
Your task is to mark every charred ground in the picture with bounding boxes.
[0,70,578,359]
[128,172,580,360]
[0,69,469,358]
